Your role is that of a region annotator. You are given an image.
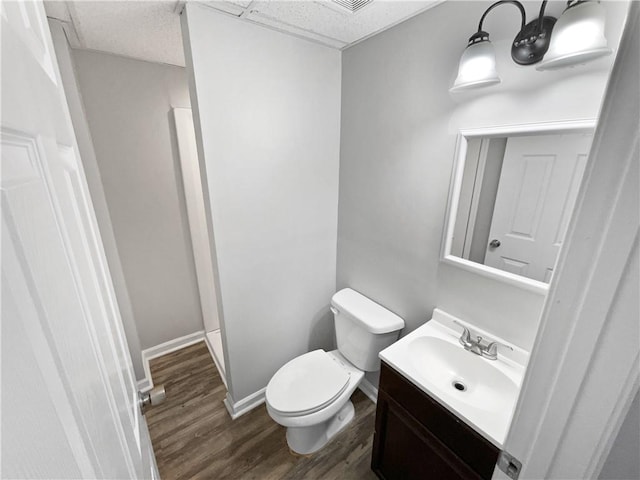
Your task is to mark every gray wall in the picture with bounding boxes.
[182,4,341,402]
[338,0,627,356]
[599,391,640,480]
[49,21,144,379]
[72,50,203,350]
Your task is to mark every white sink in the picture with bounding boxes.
[379,309,528,447]
[408,336,518,413]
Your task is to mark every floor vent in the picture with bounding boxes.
[330,0,374,14]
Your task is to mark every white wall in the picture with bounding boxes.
[72,49,204,350]
[173,108,220,334]
[49,20,145,380]
[338,0,628,353]
[182,4,342,402]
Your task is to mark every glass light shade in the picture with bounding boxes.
[450,40,501,93]
[537,1,612,71]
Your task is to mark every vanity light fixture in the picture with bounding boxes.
[537,0,612,70]
[450,0,612,92]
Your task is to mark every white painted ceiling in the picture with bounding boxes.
[44,0,443,67]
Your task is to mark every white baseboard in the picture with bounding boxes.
[358,378,379,404]
[224,388,266,420]
[137,330,205,392]
[136,377,153,393]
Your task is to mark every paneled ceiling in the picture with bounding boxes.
[44,0,444,67]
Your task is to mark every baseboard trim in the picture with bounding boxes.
[358,378,378,404]
[136,377,153,393]
[138,330,205,392]
[224,388,266,420]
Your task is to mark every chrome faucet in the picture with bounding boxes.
[452,320,513,360]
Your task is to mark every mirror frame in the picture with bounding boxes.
[441,119,597,294]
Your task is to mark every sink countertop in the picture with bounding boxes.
[379,308,529,448]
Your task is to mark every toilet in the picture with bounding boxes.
[265,288,404,455]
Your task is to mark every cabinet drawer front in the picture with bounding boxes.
[378,363,499,479]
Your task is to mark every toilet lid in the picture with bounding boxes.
[266,350,351,416]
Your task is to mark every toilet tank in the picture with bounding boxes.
[331,288,404,372]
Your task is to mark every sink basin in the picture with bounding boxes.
[407,336,518,414]
[379,308,527,447]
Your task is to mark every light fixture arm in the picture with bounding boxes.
[472,0,557,65]
[535,0,549,34]
[477,0,526,33]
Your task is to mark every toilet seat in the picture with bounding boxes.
[266,350,351,417]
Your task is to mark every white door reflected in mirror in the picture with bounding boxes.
[445,124,594,289]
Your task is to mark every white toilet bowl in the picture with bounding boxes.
[265,288,404,455]
[266,350,364,454]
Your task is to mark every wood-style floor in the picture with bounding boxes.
[146,342,379,480]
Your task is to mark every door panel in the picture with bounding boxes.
[485,134,592,282]
[1,2,156,478]
[507,154,554,240]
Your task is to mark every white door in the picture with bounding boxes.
[484,133,592,282]
[1,2,158,478]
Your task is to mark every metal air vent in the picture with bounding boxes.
[330,0,374,14]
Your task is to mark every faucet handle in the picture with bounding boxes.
[452,320,472,346]
[483,340,513,360]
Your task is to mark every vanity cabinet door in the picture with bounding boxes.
[372,390,480,480]
[372,363,499,480]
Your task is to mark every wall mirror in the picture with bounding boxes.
[442,122,596,292]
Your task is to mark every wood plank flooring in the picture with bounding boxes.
[146,342,379,480]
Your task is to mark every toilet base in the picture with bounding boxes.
[285,401,355,455]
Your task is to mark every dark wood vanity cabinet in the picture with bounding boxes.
[371,362,499,480]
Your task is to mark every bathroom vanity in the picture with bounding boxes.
[371,309,527,480]
[372,363,498,479]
